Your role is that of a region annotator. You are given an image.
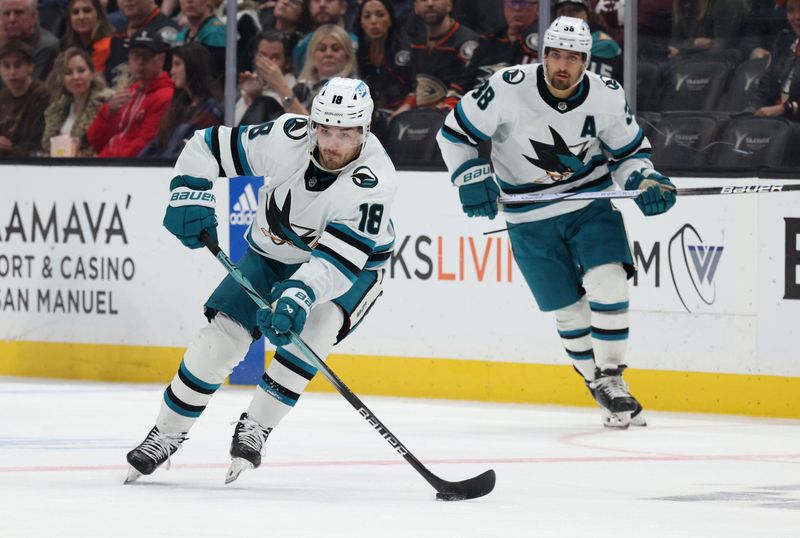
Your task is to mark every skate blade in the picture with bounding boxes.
[225,458,254,484]
[630,412,647,427]
[124,466,143,484]
[601,410,632,429]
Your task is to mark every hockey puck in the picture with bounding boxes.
[435,492,466,502]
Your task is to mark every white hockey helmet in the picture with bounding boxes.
[543,16,593,66]
[308,77,374,171]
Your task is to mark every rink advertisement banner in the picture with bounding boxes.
[0,165,798,405]
[337,172,799,377]
[0,165,228,347]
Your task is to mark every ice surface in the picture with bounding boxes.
[1,378,798,537]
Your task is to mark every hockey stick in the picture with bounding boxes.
[498,182,800,206]
[198,231,495,501]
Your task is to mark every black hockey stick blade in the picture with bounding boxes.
[433,469,496,501]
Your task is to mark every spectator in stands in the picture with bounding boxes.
[355,0,410,114]
[61,0,113,73]
[104,0,179,87]
[0,41,50,156]
[235,30,296,125]
[42,47,111,156]
[88,29,174,157]
[293,23,357,111]
[593,0,624,45]
[740,0,790,60]
[173,0,226,76]
[392,0,478,116]
[139,42,222,158]
[37,0,69,38]
[446,0,538,108]
[452,0,505,35]
[668,0,749,60]
[553,0,623,82]
[0,0,60,81]
[259,0,306,45]
[293,0,357,74]
[752,0,800,120]
[637,0,672,62]
[355,0,411,139]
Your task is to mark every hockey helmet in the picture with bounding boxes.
[543,15,592,66]
[308,77,374,171]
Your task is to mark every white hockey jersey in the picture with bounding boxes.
[174,114,397,305]
[437,63,654,223]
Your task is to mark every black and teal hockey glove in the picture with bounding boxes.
[626,170,677,216]
[163,175,218,249]
[257,280,316,347]
[452,158,500,219]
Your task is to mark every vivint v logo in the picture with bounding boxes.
[230,183,258,225]
[667,224,724,312]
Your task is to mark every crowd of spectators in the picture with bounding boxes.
[0,0,797,170]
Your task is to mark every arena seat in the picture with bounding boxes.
[384,109,447,169]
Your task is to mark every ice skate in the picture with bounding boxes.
[225,412,272,484]
[586,367,641,429]
[595,390,647,428]
[125,426,188,483]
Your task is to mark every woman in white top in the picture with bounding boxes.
[42,47,112,157]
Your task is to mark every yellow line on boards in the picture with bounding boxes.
[1,341,798,418]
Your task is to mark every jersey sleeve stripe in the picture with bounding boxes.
[365,251,392,269]
[229,127,245,176]
[325,223,375,254]
[602,127,644,158]
[205,126,225,178]
[441,125,479,147]
[608,150,652,171]
[312,245,361,282]
[455,101,490,142]
[236,127,255,176]
[372,239,395,253]
[318,233,370,270]
[364,239,394,269]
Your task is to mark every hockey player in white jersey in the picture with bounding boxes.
[125,77,398,483]
[436,17,676,428]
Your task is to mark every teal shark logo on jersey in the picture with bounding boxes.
[263,191,318,251]
[523,126,588,182]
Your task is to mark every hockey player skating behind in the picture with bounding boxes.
[126,78,397,483]
[436,17,676,428]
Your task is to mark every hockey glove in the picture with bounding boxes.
[453,159,500,219]
[257,280,316,347]
[626,170,677,216]
[163,175,218,249]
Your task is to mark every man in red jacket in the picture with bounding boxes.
[88,29,174,158]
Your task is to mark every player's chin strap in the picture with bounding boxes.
[196,230,496,502]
